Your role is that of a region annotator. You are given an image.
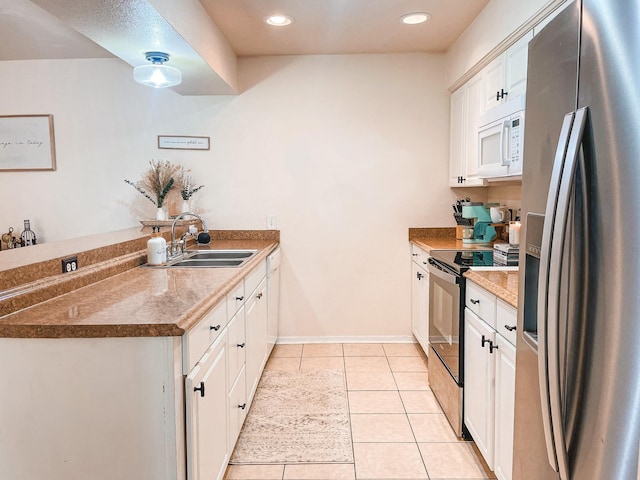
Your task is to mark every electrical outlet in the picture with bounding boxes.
[266,215,277,230]
[62,256,78,273]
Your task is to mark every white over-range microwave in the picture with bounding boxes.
[477,96,525,178]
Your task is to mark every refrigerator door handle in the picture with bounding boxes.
[537,111,575,473]
[547,106,589,480]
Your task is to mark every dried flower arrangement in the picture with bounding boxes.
[124,159,181,208]
[177,167,205,200]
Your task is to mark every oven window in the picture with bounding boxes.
[429,273,461,382]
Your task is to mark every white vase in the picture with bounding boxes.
[181,199,191,213]
[156,207,168,221]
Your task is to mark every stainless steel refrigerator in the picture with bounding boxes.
[514,1,640,479]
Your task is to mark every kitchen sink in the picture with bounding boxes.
[186,249,257,260]
[170,259,244,268]
[156,249,258,268]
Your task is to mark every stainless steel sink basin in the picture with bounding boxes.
[187,249,257,260]
[171,259,244,268]
[157,249,258,268]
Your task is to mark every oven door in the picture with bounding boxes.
[427,258,462,384]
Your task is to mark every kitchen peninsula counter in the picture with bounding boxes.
[0,230,278,338]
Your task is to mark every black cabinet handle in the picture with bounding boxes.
[496,90,501,101]
[470,298,480,305]
[412,253,418,257]
[481,335,490,348]
[505,325,517,332]
[235,296,244,301]
[210,324,221,331]
[501,88,508,98]
[237,343,245,348]
[489,342,499,353]
[257,292,263,299]
[417,272,423,280]
[194,381,205,398]
[238,403,247,410]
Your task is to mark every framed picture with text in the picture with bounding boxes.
[157,135,210,151]
[0,115,56,171]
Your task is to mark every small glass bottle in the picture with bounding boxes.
[20,219,37,247]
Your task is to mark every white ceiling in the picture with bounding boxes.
[201,0,490,56]
[0,0,490,93]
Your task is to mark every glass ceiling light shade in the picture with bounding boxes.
[133,52,182,88]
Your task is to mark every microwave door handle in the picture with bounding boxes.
[537,111,575,473]
[547,106,588,480]
[501,120,511,166]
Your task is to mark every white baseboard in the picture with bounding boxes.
[276,335,417,345]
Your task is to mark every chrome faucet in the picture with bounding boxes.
[169,212,210,258]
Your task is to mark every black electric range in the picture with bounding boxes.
[429,249,494,274]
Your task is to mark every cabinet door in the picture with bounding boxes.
[464,73,485,184]
[411,262,429,355]
[228,366,247,447]
[464,309,496,469]
[504,31,533,101]
[227,306,246,385]
[449,86,466,186]
[494,334,516,480]
[483,55,505,112]
[245,278,268,404]
[185,332,229,480]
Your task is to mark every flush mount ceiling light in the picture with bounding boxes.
[264,14,293,26]
[399,12,431,25]
[133,52,182,88]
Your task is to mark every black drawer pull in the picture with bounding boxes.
[505,325,517,332]
[210,324,221,331]
[470,298,480,305]
[489,342,499,353]
[238,403,247,410]
[257,292,263,299]
[194,381,205,397]
[236,296,244,301]
[237,343,245,348]
[481,335,490,348]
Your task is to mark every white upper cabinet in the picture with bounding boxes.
[483,31,533,113]
[450,72,486,187]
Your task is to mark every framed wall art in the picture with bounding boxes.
[157,135,210,151]
[0,114,56,171]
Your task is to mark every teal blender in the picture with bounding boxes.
[461,202,496,245]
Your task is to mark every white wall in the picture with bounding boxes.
[0,54,453,340]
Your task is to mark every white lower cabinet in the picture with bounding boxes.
[464,281,517,480]
[410,244,430,355]
[186,331,229,480]
[245,278,268,404]
[464,309,496,465]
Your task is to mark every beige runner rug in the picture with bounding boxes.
[229,369,353,464]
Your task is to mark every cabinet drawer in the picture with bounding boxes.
[496,299,517,346]
[183,300,227,374]
[411,244,430,269]
[227,305,246,384]
[245,260,267,296]
[227,281,245,321]
[466,281,497,328]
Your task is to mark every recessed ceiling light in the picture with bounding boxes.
[264,14,293,26]
[399,12,431,25]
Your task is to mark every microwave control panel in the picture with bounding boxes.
[510,117,523,168]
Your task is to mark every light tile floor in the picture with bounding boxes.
[225,343,494,480]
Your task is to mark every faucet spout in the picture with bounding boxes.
[170,212,210,258]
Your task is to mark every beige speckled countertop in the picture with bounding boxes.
[0,232,278,338]
[464,270,519,308]
[409,227,519,307]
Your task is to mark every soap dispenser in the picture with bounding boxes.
[147,226,167,265]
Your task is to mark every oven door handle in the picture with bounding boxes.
[427,258,459,285]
